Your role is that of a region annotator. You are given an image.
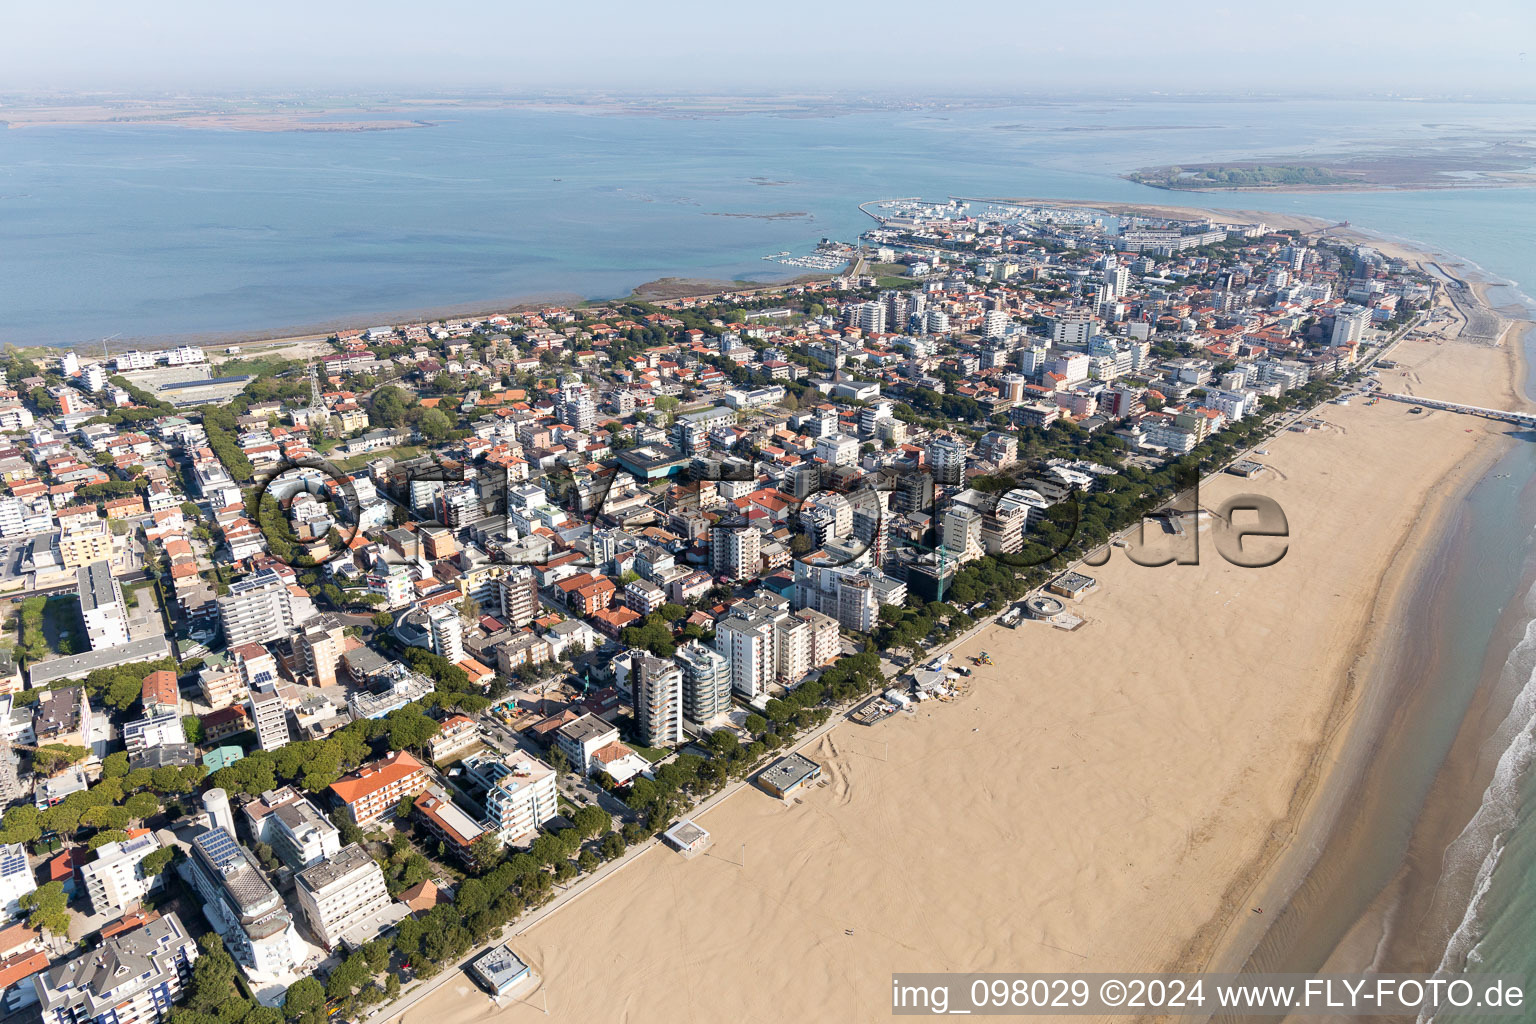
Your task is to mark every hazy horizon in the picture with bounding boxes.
[3,0,1533,98]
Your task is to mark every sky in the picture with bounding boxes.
[2,0,1534,97]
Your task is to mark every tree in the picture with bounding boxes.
[468,834,503,872]
[384,707,439,754]
[326,951,370,1001]
[331,807,365,846]
[0,805,41,845]
[32,744,89,775]
[142,846,177,876]
[370,386,413,428]
[571,804,609,839]
[372,610,395,629]
[283,978,326,1022]
[416,407,452,441]
[187,935,239,1014]
[362,937,391,974]
[744,713,768,737]
[101,752,130,779]
[547,744,570,774]
[183,715,205,743]
[707,729,739,757]
[530,833,566,867]
[19,881,70,937]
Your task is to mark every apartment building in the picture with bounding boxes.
[926,436,968,487]
[428,715,481,765]
[426,604,465,663]
[709,519,760,581]
[33,687,98,749]
[632,654,688,749]
[76,561,129,650]
[250,691,290,752]
[293,843,398,950]
[140,670,179,717]
[59,518,113,571]
[675,640,731,726]
[553,714,620,775]
[217,569,295,649]
[198,669,246,712]
[34,912,197,1024]
[121,713,186,755]
[497,566,539,627]
[294,615,346,687]
[794,608,841,668]
[79,832,165,917]
[184,827,304,975]
[328,751,429,827]
[243,787,341,871]
[464,752,557,846]
[714,610,777,700]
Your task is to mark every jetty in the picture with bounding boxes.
[1372,391,1536,428]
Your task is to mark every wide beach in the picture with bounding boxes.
[395,261,1526,1022]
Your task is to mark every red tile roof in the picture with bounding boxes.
[329,751,425,805]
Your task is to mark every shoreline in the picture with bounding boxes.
[1194,308,1534,989]
[391,238,1525,1024]
[23,272,839,355]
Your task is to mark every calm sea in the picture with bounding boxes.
[3,98,1535,993]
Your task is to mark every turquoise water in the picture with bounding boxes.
[4,98,1536,990]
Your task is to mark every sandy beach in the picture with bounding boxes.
[393,267,1523,1022]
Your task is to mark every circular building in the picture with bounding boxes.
[1026,595,1065,619]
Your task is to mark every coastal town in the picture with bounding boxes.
[0,200,1442,1022]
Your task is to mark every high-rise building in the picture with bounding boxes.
[1104,264,1129,300]
[293,843,397,950]
[250,690,290,752]
[1331,303,1372,347]
[294,614,346,688]
[714,611,777,700]
[848,301,886,335]
[436,484,487,530]
[630,654,684,747]
[794,607,841,667]
[557,383,596,432]
[426,604,465,664]
[926,436,969,488]
[497,566,539,627]
[773,614,811,686]
[675,641,731,726]
[710,518,760,581]
[76,560,129,650]
[1050,314,1094,348]
[217,569,295,649]
[941,506,984,564]
[893,471,934,515]
[185,826,305,975]
[35,912,198,1024]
